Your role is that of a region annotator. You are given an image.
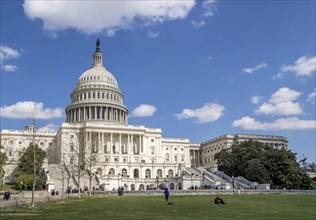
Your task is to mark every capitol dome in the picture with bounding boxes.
[65,39,128,125]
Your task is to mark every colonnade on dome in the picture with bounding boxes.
[66,106,127,124]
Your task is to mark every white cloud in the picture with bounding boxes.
[251,96,264,105]
[175,102,225,124]
[191,20,206,28]
[0,45,20,63]
[255,87,303,116]
[0,101,64,119]
[1,65,18,72]
[23,0,196,35]
[307,89,316,104]
[200,56,213,63]
[269,87,301,104]
[147,31,160,38]
[280,56,316,77]
[232,116,316,130]
[130,104,157,117]
[202,0,217,17]
[242,62,268,74]
[38,123,59,133]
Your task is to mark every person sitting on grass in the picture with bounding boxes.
[214,196,226,204]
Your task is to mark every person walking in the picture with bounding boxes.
[164,188,169,203]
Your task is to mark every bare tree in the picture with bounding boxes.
[66,124,102,198]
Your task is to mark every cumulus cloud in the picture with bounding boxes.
[1,65,18,72]
[23,0,196,35]
[242,62,268,74]
[191,20,206,28]
[251,96,264,105]
[175,102,225,124]
[232,116,316,131]
[0,45,20,62]
[38,123,59,132]
[202,0,217,17]
[277,56,316,78]
[0,45,20,72]
[0,101,64,119]
[307,89,316,104]
[147,31,160,38]
[255,87,303,116]
[130,104,157,117]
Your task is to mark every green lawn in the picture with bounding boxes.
[1,194,315,220]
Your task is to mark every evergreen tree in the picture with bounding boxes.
[214,140,312,189]
[0,145,8,190]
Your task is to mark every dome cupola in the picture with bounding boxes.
[65,39,128,125]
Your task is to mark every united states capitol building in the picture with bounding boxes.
[0,41,288,191]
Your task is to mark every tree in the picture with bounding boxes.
[17,144,46,176]
[0,145,8,190]
[67,125,101,198]
[214,140,312,189]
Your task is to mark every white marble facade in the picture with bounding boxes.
[0,41,289,190]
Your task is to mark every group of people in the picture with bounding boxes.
[2,191,10,201]
[51,189,59,196]
[164,188,226,205]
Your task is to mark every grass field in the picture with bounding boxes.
[1,194,315,220]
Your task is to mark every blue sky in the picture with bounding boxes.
[1,0,315,162]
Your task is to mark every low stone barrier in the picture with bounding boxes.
[1,189,315,210]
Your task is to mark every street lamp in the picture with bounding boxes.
[156,176,159,189]
[202,173,205,188]
[166,175,169,189]
[145,175,148,190]
[20,181,23,192]
[191,173,194,189]
[118,173,121,188]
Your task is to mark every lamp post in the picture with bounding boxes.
[166,175,169,189]
[20,181,23,192]
[156,176,159,189]
[118,173,121,188]
[145,175,147,190]
[202,173,205,188]
[191,173,194,189]
[232,176,235,189]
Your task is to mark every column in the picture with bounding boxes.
[95,106,97,120]
[89,106,92,120]
[139,135,142,153]
[110,133,113,153]
[83,107,86,121]
[119,133,122,154]
[131,134,134,153]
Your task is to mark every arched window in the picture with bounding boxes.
[93,92,95,99]
[168,169,174,178]
[134,169,139,178]
[102,93,104,99]
[104,144,107,153]
[121,168,127,177]
[157,169,162,178]
[145,169,151,178]
[109,168,115,176]
[97,92,100,99]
